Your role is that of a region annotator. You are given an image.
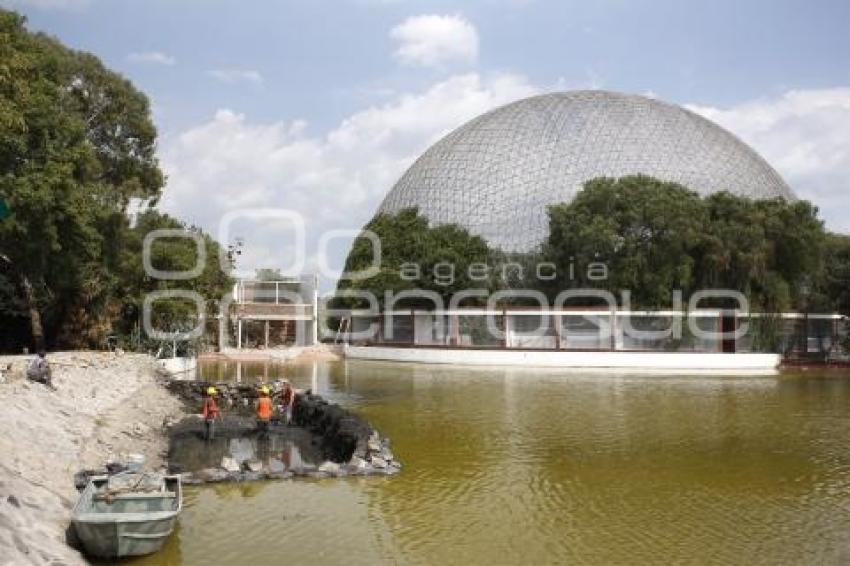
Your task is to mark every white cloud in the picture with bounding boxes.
[1,0,90,10]
[207,68,264,85]
[390,14,479,68]
[159,73,536,280]
[687,87,850,233]
[127,51,176,66]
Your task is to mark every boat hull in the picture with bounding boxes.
[71,474,182,559]
[73,514,178,558]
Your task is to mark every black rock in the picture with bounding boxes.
[73,470,104,491]
[105,462,128,475]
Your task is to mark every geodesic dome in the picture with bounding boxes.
[377,91,794,252]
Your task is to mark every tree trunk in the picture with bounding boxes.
[20,275,44,351]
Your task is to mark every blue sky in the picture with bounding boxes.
[12,0,850,128]
[4,0,850,284]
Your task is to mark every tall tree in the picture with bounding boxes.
[113,210,232,351]
[544,176,706,307]
[0,10,162,349]
[543,175,830,311]
[338,207,493,308]
[820,233,850,315]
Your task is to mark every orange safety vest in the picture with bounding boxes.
[202,397,219,420]
[256,397,272,421]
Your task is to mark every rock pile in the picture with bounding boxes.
[351,430,401,473]
[292,393,375,462]
[168,390,402,484]
[168,382,400,464]
[167,380,274,415]
[180,430,401,484]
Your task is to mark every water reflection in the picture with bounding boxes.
[197,359,325,401]
[169,429,321,473]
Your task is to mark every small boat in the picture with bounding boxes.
[71,472,182,559]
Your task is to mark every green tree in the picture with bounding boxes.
[544,176,706,307]
[0,11,231,352]
[821,233,850,315]
[0,10,163,349]
[543,175,830,311]
[697,193,824,311]
[255,268,286,281]
[112,210,232,352]
[337,207,493,308]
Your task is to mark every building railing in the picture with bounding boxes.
[335,308,846,357]
[234,278,312,305]
[225,276,320,348]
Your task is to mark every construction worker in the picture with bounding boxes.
[26,350,53,389]
[256,386,273,436]
[279,380,295,426]
[202,386,219,440]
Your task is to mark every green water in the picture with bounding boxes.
[135,361,850,565]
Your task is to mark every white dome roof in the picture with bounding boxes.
[377,90,794,252]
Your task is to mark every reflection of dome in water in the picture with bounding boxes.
[378,90,794,252]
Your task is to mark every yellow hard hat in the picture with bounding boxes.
[260,386,270,395]
[207,386,217,396]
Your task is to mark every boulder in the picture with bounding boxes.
[318,461,341,474]
[220,457,241,473]
[243,459,263,473]
[370,457,387,469]
[196,468,229,483]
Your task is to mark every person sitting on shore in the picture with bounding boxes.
[202,387,219,440]
[278,380,295,426]
[256,386,273,436]
[26,350,53,389]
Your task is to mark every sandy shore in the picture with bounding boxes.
[200,344,343,363]
[0,352,183,565]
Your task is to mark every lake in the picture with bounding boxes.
[133,360,850,565]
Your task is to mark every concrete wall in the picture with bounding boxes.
[344,345,781,373]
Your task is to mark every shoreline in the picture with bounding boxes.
[0,351,184,565]
[198,344,342,364]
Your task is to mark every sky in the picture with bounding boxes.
[3,0,850,287]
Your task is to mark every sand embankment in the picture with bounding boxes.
[0,352,183,565]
